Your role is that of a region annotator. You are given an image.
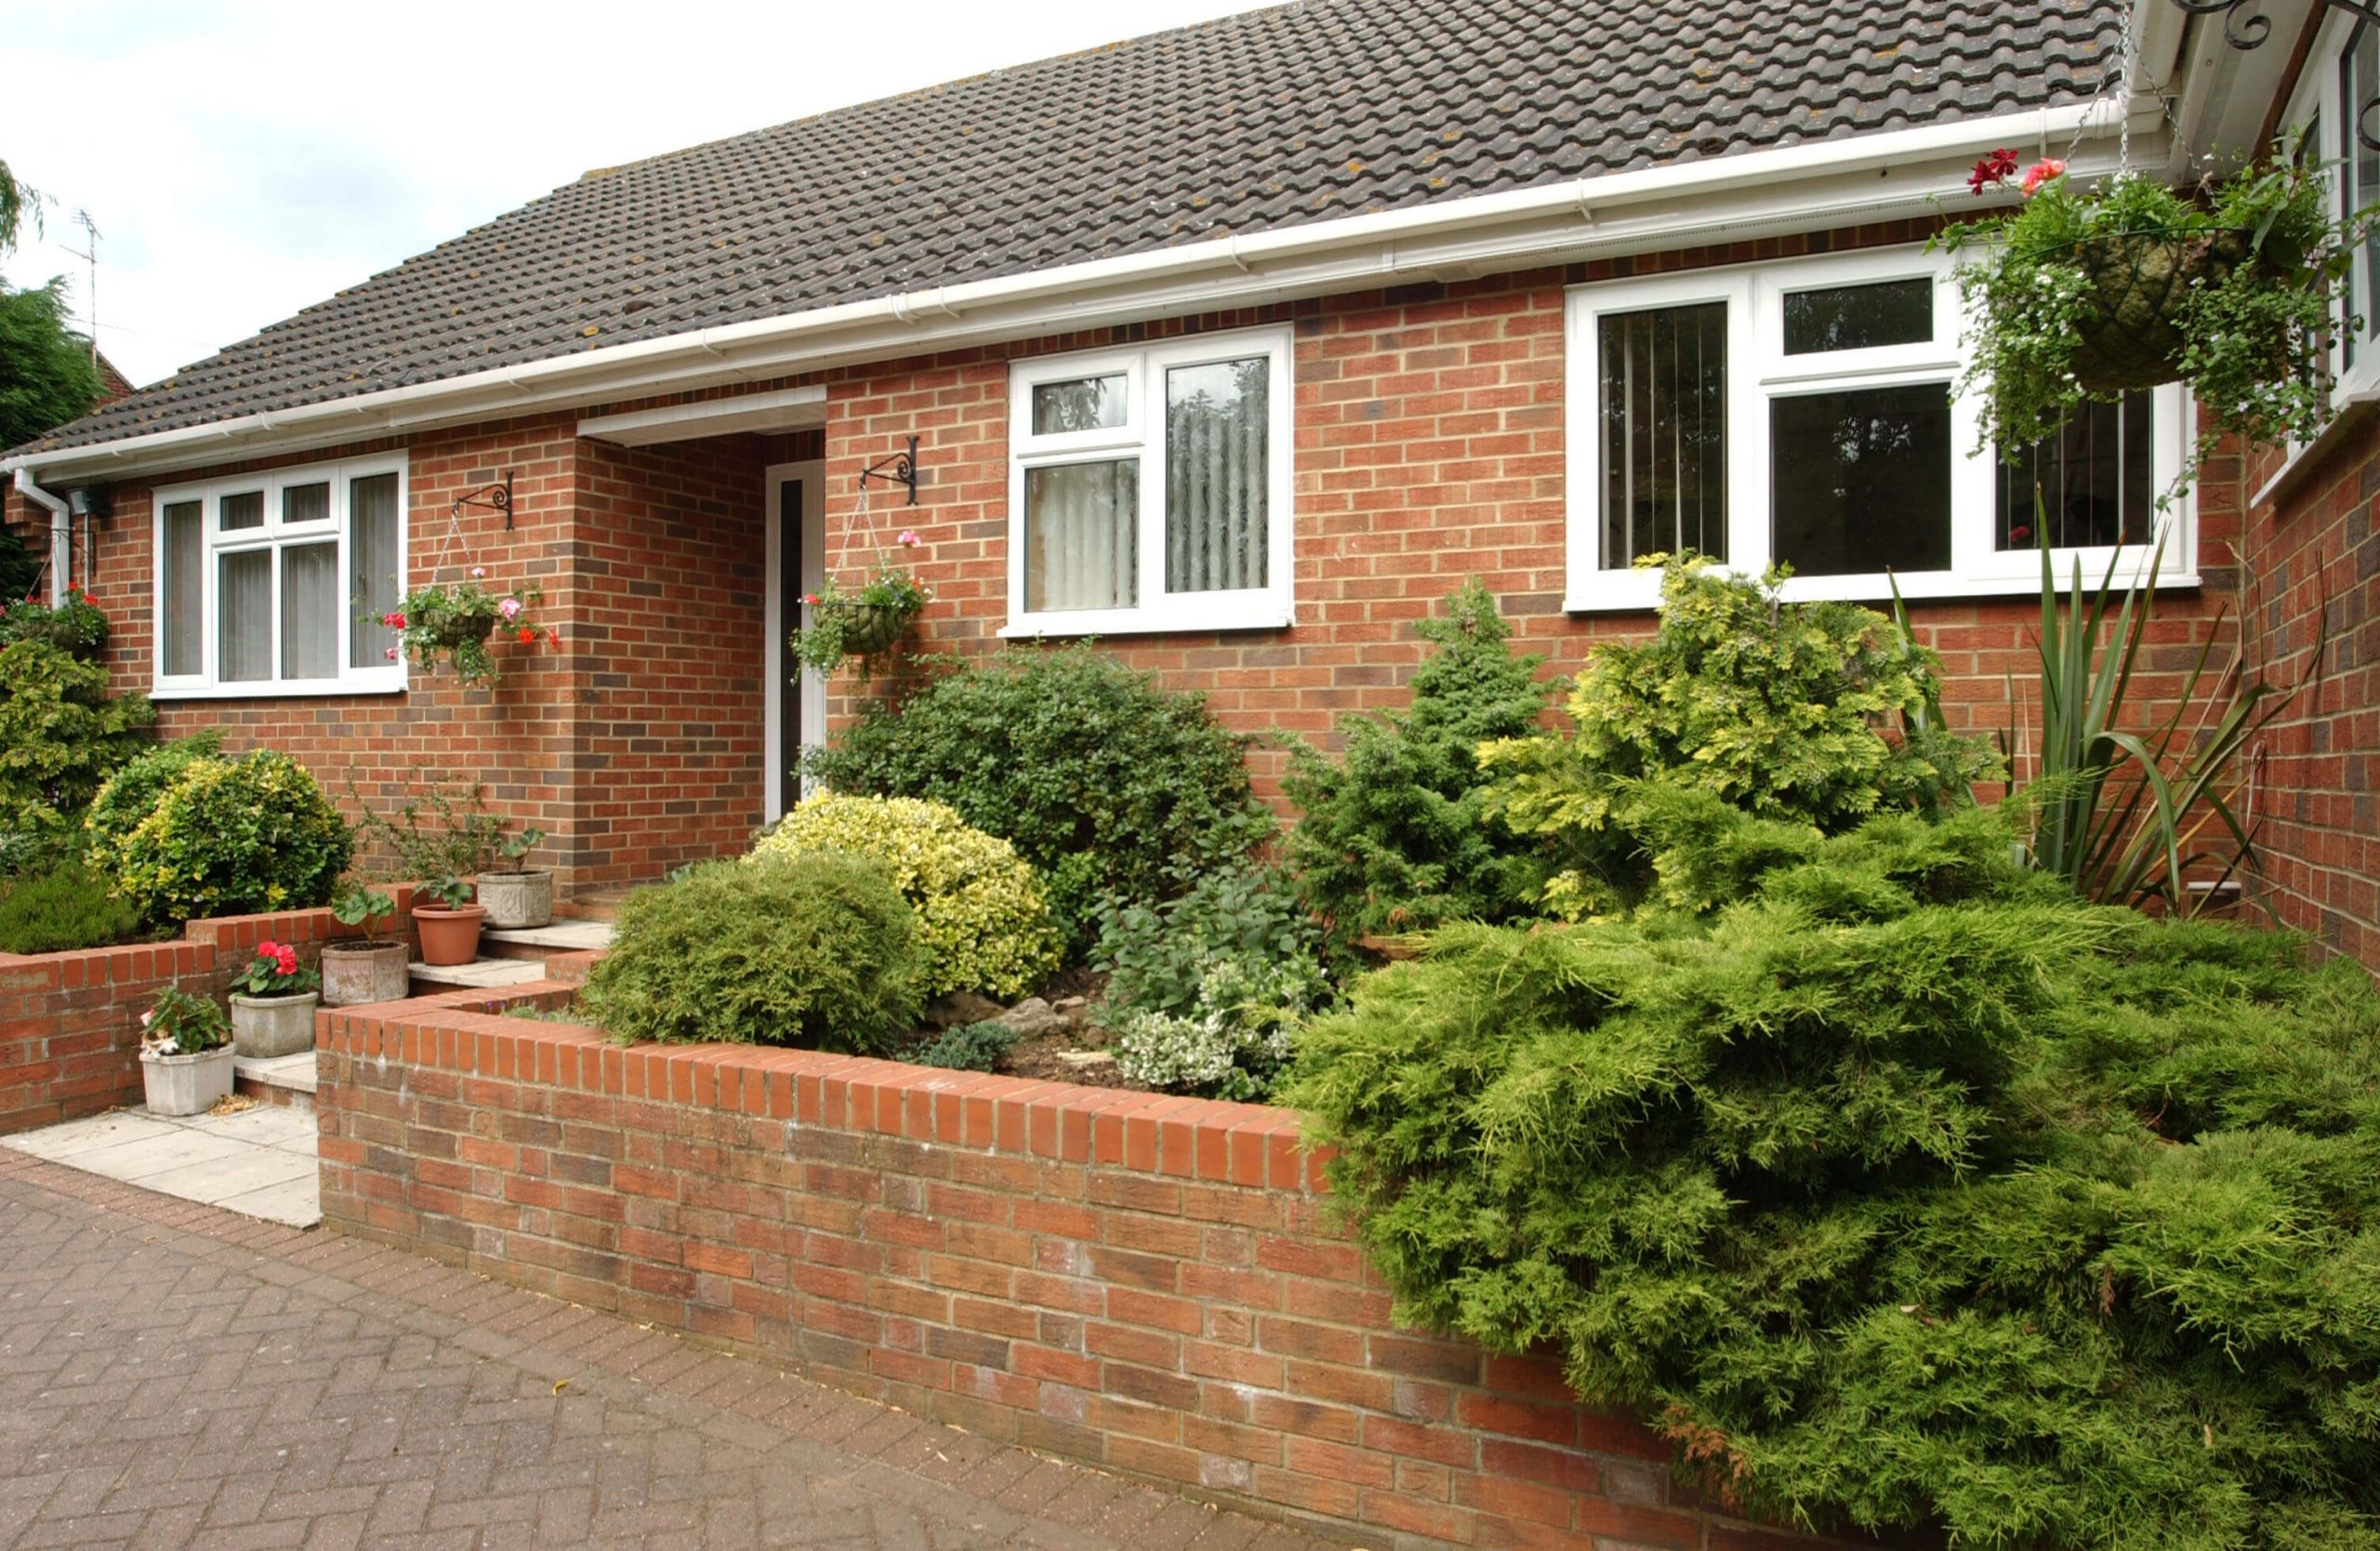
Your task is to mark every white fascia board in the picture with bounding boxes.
[7,100,2147,485]
[576,383,827,445]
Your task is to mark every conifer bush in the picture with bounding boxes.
[1284,795,2380,1551]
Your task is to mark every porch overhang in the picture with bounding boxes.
[575,385,826,446]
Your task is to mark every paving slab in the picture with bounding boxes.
[409,956,549,988]
[232,1048,317,1094]
[2,1099,323,1226]
[482,919,615,951]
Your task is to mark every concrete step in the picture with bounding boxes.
[481,920,615,961]
[409,958,550,994]
[233,1051,317,1114]
[554,889,630,922]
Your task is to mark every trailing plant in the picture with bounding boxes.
[1285,580,1553,940]
[330,882,399,947]
[0,861,142,954]
[385,567,555,686]
[114,750,352,927]
[85,732,225,877]
[753,792,1061,1001]
[1480,555,1996,919]
[228,939,319,999]
[807,643,1270,953]
[906,1019,1019,1074]
[1284,795,2380,1551]
[141,985,231,1055]
[580,852,923,1054]
[0,589,110,661]
[1937,143,2373,461]
[794,527,930,682]
[0,638,155,835]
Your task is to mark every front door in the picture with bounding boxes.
[764,463,826,822]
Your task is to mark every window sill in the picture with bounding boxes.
[151,679,409,702]
[2249,391,2380,514]
[1564,566,2202,616]
[998,609,1294,640]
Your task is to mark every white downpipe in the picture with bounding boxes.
[12,469,70,606]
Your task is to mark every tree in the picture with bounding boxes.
[0,156,33,256]
[0,154,99,596]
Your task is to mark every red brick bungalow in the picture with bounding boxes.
[5,0,2375,965]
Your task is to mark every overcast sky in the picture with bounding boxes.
[0,0,1275,388]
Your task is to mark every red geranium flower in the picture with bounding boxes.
[518,627,536,643]
[1967,147,2019,196]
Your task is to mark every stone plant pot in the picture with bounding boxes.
[231,991,320,1058]
[140,1044,234,1117]
[322,942,412,1007]
[476,869,554,930]
[412,904,486,967]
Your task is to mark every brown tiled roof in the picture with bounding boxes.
[16,0,2122,457]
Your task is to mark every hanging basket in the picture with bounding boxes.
[2061,228,2257,393]
[424,611,497,651]
[822,598,919,656]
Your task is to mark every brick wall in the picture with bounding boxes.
[0,892,416,1135]
[318,990,1844,1551]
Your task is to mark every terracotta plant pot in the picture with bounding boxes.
[322,942,412,1006]
[140,1044,234,1117]
[476,869,554,930]
[230,991,320,1058]
[412,904,487,966]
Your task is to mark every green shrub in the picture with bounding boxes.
[84,731,224,875]
[0,591,111,661]
[754,792,1062,1002]
[1284,796,2380,1551]
[906,1019,1019,1073]
[805,645,1269,950]
[114,749,352,926]
[0,861,142,953]
[0,639,153,835]
[1481,556,1995,919]
[1113,954,1321,1101]
[1285,581,1552,938]
[581,853,922,1053]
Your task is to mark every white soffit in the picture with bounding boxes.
[576,385,827,445]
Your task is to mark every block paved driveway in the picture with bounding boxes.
[0,1153,1347,1551]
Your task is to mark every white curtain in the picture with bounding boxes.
[349,471,401,668]
[281,543,338,680]
[218,550,271,682]
[283,481,330,525]
[1165,359,1268,593]
[162,500,204,677]
[1025,459,1138,613]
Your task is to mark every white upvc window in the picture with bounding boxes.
[1563,245,2189,612]
[1004,325,1295,636]
[152,455,408,697]
[2312,15,2380,402]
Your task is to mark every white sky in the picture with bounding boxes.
[0,0,1276,388]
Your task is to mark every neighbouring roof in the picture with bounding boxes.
[17,0,2122,458]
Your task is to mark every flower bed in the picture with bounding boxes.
[316,981,1852,1551]
[0,889,418,1134]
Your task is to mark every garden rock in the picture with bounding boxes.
[997,997,1069,1040]
[924,991,1003,1030]
[1055,1051,1118,1077]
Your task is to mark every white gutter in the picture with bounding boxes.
[6,99,2143,484]
[12,470,71,606]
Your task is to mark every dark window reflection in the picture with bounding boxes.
[1770,384,1952,576]
[1782,279,1934,354]
[1994,392,2152,550]
[1600,302,1727,566]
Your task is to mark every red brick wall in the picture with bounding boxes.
[318,989,1844,1551]
[0,893,416,1135]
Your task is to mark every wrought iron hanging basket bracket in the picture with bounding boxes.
[450,471,516,531]
[858,436,921,506]
[2170,0,2380,149]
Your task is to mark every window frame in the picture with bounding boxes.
[150,453,409,698]
[1003,325,1296,638]
[1563,245,2192,613]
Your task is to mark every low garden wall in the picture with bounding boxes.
[318,990,1836,1551]
[0,889,418,1134]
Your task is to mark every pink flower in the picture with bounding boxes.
[385,646,400,660]
[2019,158,2067,197]
[139,1010,153,1028]
[1968,148,2018,196]
[498,597,522,621]
[896,530,920,548]
[470,565,488,579]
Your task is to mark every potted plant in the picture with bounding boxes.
[1936,140,2376,466]
[226,939,323,1058]
[475,826,552,929]
[412,874,485,966]
[322,882,411,1006]
[383,564,558,686]
[139,985,234,1116]
[794,529,930,682]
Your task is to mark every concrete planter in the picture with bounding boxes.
[322,943,411,1007]
[139,1044,234,1117]
[476,870,553,930]
[231,991,321,1058]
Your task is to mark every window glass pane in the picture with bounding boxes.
[1781,279,1934,353]
[281,543,338,680]
[282,481,330,524]
[162,500,204,677]
[2352,25,2380,345]
[1770,383,1952,577]
[1165,358,1269,593]
[218,550,272,682]
[1599,302,1727,567]
[219,490,264,531]
[1994,392,2153,550]
[1031,376,1127,435]
[350,472,402,669]
[1025,460,1138,612]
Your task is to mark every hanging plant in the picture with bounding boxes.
[383,566,557,687]
[793,526,930,682]
[1935,139,2374,460]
